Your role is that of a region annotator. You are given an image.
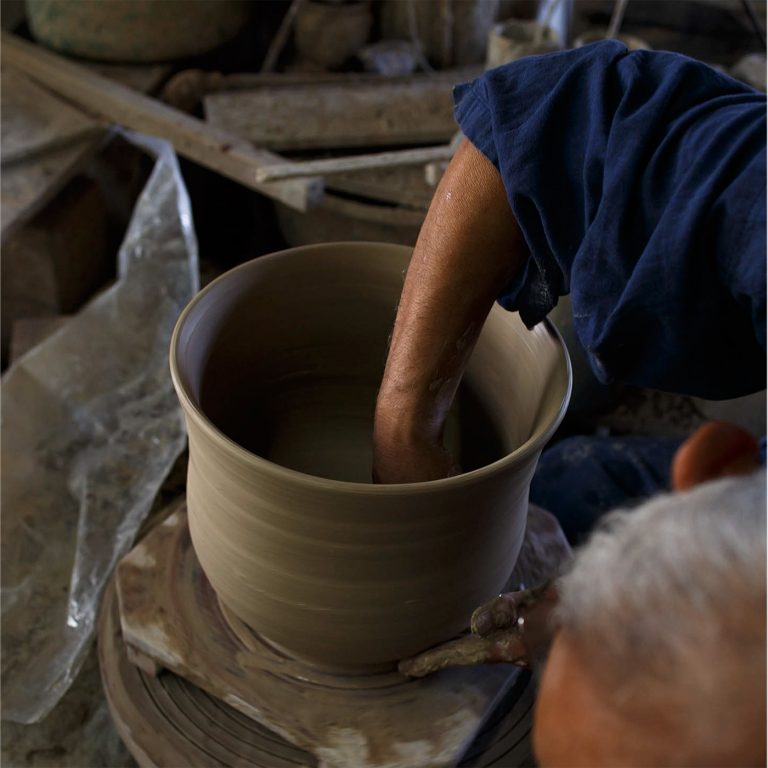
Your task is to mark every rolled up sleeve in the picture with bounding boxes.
[454,41,766,399]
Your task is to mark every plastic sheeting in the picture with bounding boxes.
[1,133,199,723]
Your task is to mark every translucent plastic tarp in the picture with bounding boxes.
[1,133,199,723]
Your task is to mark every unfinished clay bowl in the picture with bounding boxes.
[170,242,571,672]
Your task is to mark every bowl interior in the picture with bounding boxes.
[174,243,569,483]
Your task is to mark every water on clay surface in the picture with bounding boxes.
[202,372,507,483]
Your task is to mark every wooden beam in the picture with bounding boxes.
[1,32,323,211]
[162,65,480,113]
[325,166,435,210]
[254,144,456,182]
[204,78,460,151]
[0,66,105,240]
[1,68,100,165]
[175,65,481,93]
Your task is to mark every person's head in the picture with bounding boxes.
[533,471,766,767]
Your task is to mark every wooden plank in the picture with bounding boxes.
[327,165,435,210]
[204,78,459,151]
[2,60,175,238]
[91,61,172,96]
[254,144,455,182]
[0,66,106,242]
[1,32,323,212]
[2,175,111,360]
[1,68,101,165]
[1,137,103,242]
[0,65,105,240]
[163,64,480,113]
[186,65,480,91]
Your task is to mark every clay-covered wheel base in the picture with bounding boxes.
[98,579,536,767]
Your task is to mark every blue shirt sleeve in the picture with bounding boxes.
[454,41,766,400]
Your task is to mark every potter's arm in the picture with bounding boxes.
[373,138,527,484]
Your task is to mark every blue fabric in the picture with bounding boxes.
[530,435,684,545]
[454,42,766,400]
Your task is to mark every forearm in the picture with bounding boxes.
[373,138,527,480]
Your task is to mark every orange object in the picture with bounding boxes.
[671,420,760,491]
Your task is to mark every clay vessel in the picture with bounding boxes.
[26,0,250,63]
[170,242,571,672]
[294,0,372,69]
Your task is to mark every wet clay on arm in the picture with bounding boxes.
[373,138,527,483]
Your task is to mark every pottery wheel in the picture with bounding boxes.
[99,501,539,767]
[99,580,536,767]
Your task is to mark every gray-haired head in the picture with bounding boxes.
[554,470,766,763]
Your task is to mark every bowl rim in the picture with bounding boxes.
[169,241,573,494]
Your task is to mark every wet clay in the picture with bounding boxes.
[170,242,571,670]
[218,598,405,690]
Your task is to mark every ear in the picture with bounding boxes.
[671,421,760,491]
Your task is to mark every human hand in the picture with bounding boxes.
[372,390,460,483]
[372,433,459,484]
[398,626,528,678]
[399,583,557,677]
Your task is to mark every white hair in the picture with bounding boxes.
[554,470,766,757]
